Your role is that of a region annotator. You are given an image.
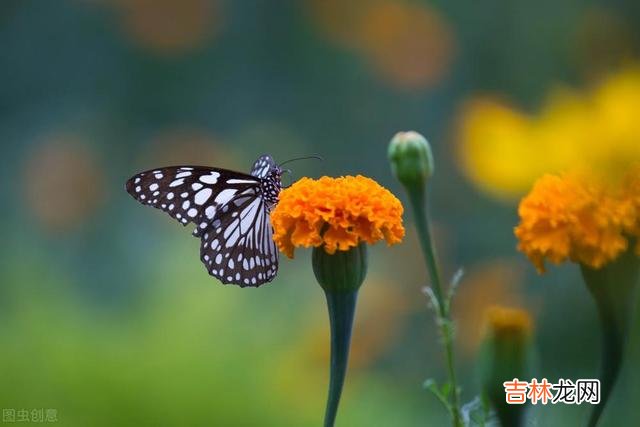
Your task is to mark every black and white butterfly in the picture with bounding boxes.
[126,155,283,287]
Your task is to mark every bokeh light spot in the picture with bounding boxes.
[357,1,455,90]
[112,0,221,55]
[24,134,105,233]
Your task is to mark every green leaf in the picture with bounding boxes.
[440,381,452,399]
[423,378,453,414]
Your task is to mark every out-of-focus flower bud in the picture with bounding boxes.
[480,305,533,427]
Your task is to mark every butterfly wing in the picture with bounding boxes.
[200,194,278,287]
[250,154,276,178]
[125,166,260,229]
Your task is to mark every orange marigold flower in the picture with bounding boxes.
[515,169,640,272]
[270,175,405,258]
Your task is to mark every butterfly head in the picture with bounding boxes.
[251,154,322,208]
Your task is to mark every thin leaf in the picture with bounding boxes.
[423,378,453,415]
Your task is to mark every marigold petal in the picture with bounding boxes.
[515,168,640,272]
[270,175,405,257]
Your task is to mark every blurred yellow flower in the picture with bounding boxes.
[458,66,640,200]
[515,168,640,272]
[270,176,405,258]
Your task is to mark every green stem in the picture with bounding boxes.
[408,187,446,313]
[323,290,358,427]
[408,187,462,427]
[588,302,623,427]
[581,245,640,427]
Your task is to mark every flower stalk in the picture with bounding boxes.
[409,185,463,427]
[313,243,368,427]
[581,243,640,427]
[389,131,462,427]
[323,290,358,427]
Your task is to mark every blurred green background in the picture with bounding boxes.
[2,0,640,425]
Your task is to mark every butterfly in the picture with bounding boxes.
[125,155,283,287]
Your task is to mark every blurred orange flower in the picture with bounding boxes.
[307,0,455,90]
[357,1,454,90]
[515,168,640,272]
[111,0,221,55]
[141,128,236,169]
[306,0,370,48]
[270,176,405,258]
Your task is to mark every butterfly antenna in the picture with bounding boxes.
[281,169,294,188]
[278,155,323,168]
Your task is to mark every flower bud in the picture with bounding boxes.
[479,305,533,427]
[312,243,368,293]
[388,131,434,190]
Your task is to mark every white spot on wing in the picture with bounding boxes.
[205,206,216,219]
[227,179,258,184]
[200,172,221,184]
[214,189,236,205]
[194,188,212,205]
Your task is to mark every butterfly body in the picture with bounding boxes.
[126,155,282,287]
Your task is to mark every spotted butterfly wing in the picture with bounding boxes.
[125,155,281,287]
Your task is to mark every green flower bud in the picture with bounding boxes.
[479,306,533,427]
[388,131,434,190]
[312,243,368,294]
